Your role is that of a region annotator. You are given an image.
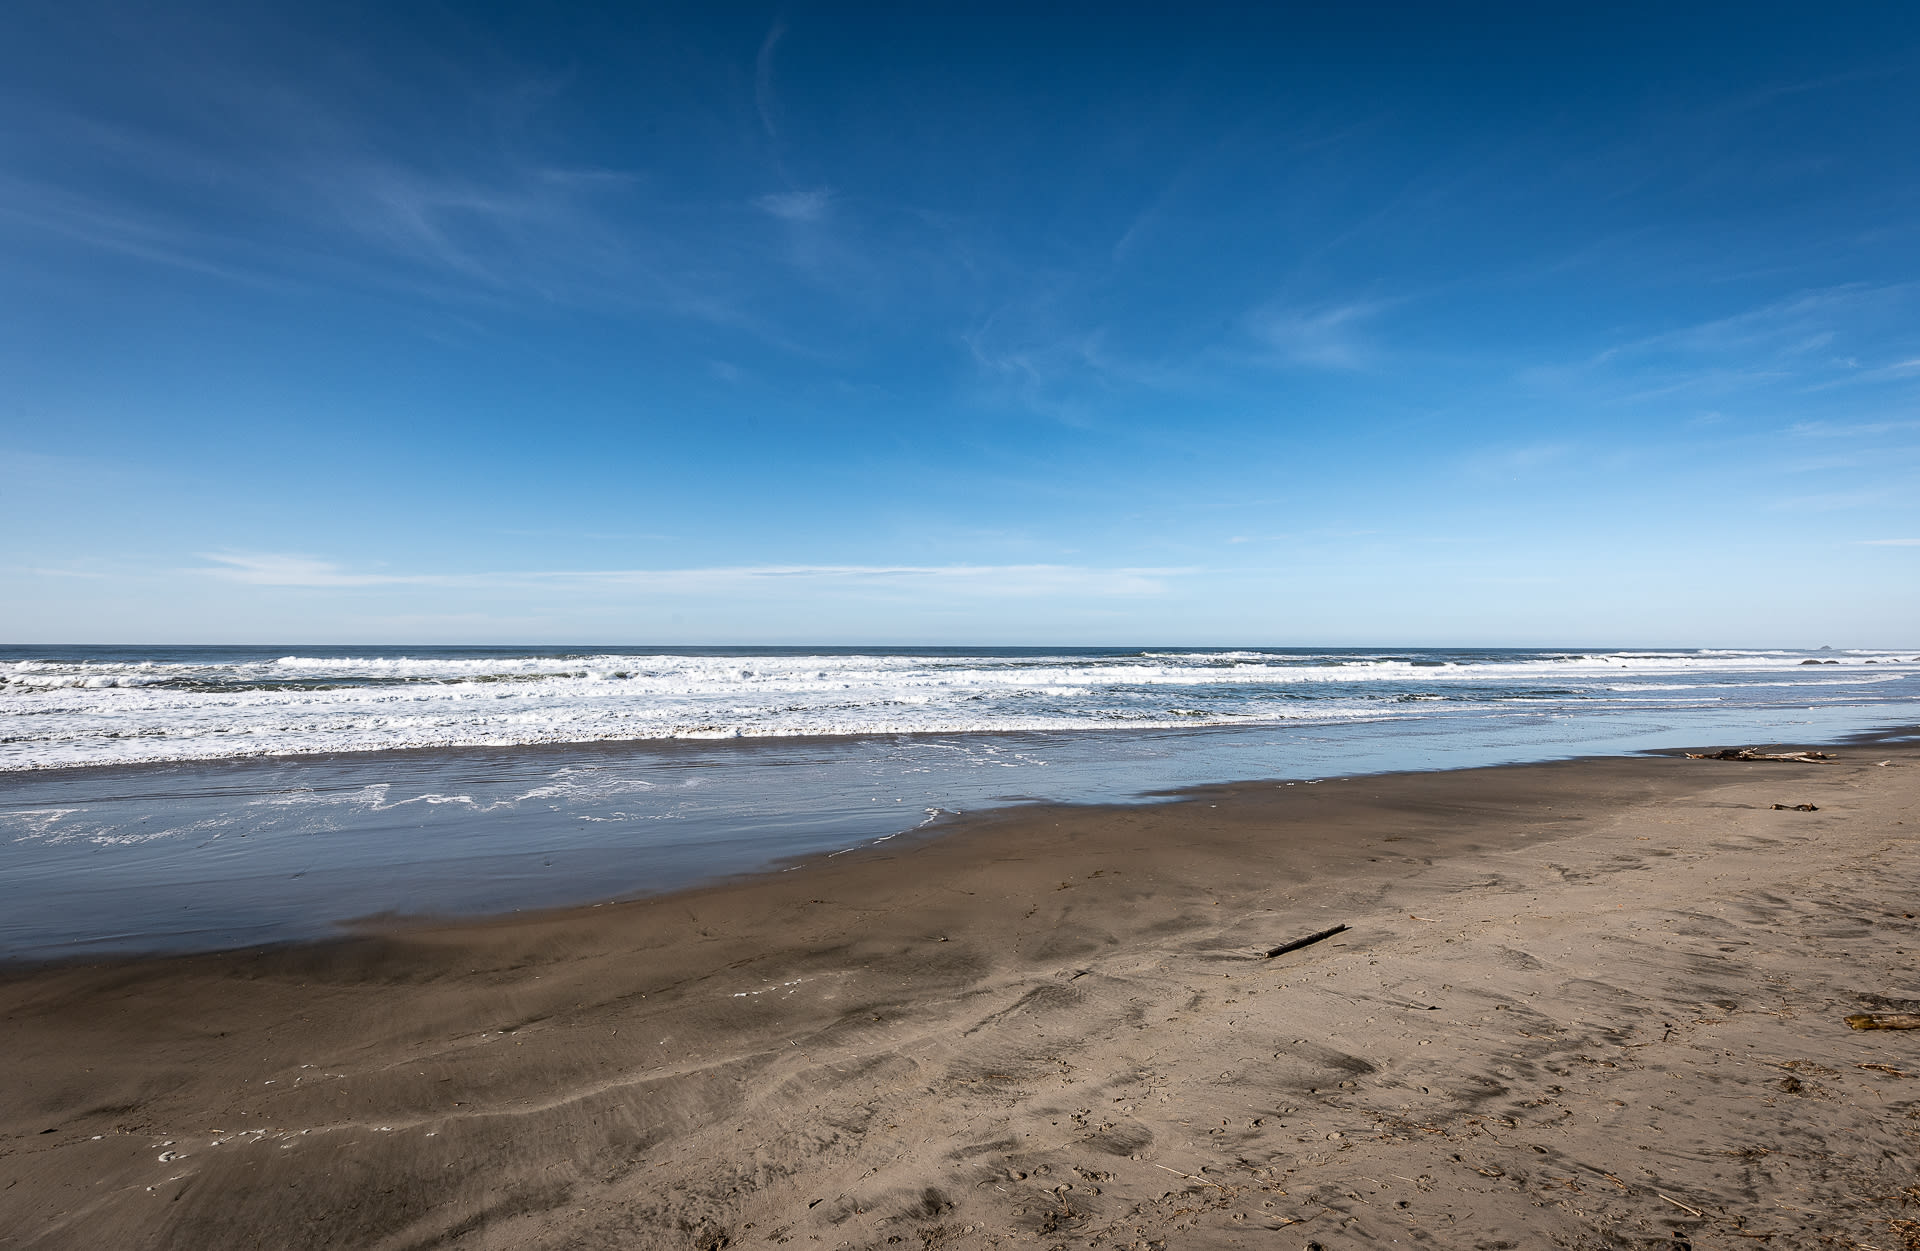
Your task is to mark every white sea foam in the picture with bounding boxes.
[1,808,81,839]
[1,649,1913,771]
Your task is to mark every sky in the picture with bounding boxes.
[3,1,1918,646]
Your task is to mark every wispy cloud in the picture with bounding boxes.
[313,161,636,285]
[1768,488,1894,512]
[1225,529,1378,545]
[755,20,788,139]
[1591,286,1911,376]
[0,48,783,332]
[1789,418,1920,437]
[1515,284,1920,408]
[1795,355,1920,392]
[1595,288,1874,363]
[756,189,833,223]
[961,323,1115,426]
[563,564,1186,597]
[192,553,1190,597]
[0,175,280,287]
[492,528,679,541]
[1460,442,1575,477]
[958,273,1224,425]
[1245,300,1389,370]
[197,553,426,587]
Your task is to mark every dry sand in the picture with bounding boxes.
[3,741,1918,1250]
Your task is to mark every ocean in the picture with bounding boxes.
[4,644,1917,960]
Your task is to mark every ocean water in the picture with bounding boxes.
[7,644,1918,770]
[3,645,1917,960]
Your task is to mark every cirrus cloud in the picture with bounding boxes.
[192,552,1190,597]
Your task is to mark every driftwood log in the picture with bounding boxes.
[1844,1013,1920,1030]
[1264,923,1349,959]
[1685,748,1834,763]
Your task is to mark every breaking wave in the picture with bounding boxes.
[3,645,1914,771]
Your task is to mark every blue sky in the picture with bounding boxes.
[3,2,1918,645]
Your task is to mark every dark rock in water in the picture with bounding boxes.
[1800,659,1823,665]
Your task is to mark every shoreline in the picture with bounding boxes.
[4,736,1917,1247]
[5,718,1916,969]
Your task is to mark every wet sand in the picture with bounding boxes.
[4,741,1918,1249]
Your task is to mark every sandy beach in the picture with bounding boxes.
[4,739,1917,1250]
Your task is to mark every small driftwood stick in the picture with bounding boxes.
[1264,923,1349,959]
[1845,1013,1920,1030]
[1658,1192,1704,1218]
[1152,1164,1224,1189]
